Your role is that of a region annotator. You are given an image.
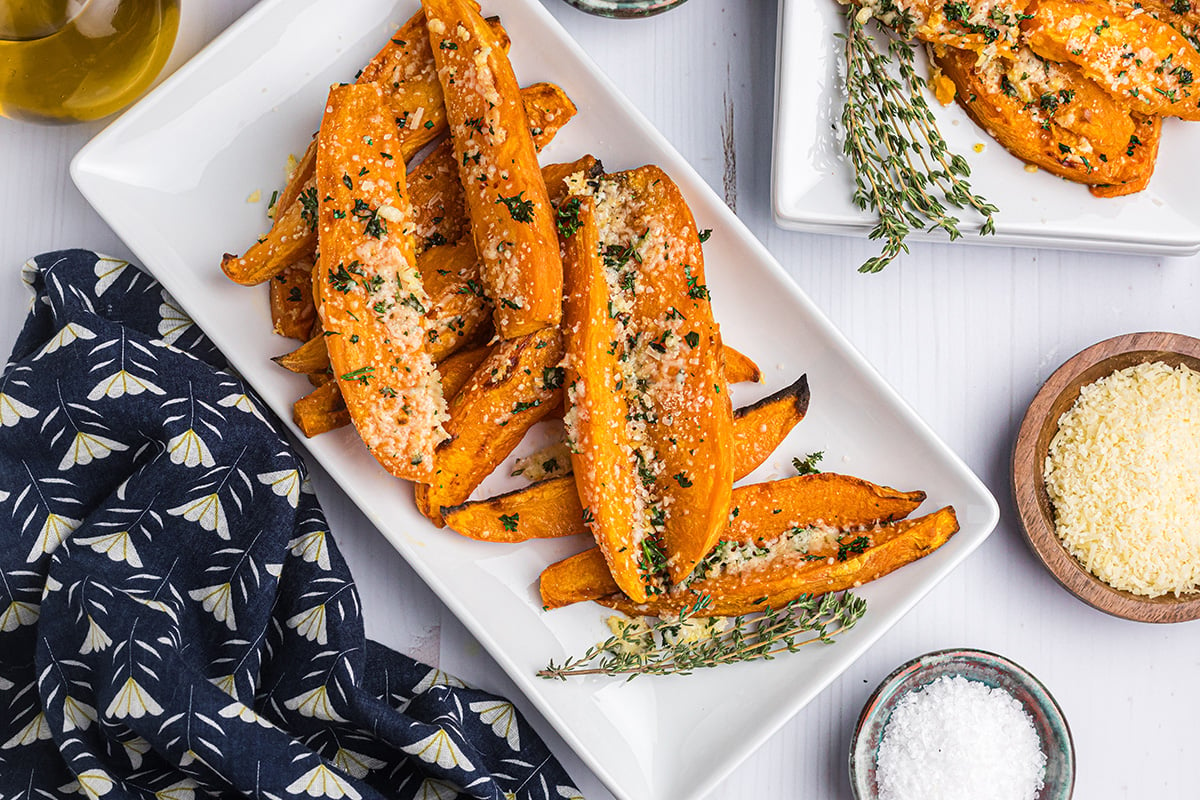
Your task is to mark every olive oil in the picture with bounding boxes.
[0,0,180,123]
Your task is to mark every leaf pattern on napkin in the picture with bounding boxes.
[0,251,580,800]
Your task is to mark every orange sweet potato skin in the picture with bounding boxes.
[269,263,317,340]
[538,473,930,609]
[733,374,809,478]
[293,381,350,438]
[600,506,959,617]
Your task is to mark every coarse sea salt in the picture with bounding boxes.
[876,675,1046,800]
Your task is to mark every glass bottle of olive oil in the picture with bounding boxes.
[0,0,180,123]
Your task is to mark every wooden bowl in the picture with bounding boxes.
[1012,331,1200,623]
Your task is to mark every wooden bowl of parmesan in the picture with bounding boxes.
[1013,331,1200,623]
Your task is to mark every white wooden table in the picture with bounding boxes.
[2,2,1197,798]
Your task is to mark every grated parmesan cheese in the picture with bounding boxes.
[1044,361,1200,598]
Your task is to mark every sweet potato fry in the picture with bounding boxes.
[278,140,316,219]
[724,345,762,384]
[293,381,350,438]
[539,473,931,609]
[411,82,578,253]
[222,9,497,287]
[598,506,959,617]
[560,197,650,601]
[733,374,810,477]
[314,83,448,481]
[933,44,1161,190]
[424,0,563,337]
[443,474,584,544]
[420,156,600,362]
[269,261,317,340]
[896,0,1030,54]
[1022,0,1200,120]
[442,376,812,542]
[273,334,330,375]
[565,166,734,585]
[415,326,565,526]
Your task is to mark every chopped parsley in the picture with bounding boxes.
[555,196,583,237]
[340,366,374,385]
[793,451,824,476]
[499,513,519,532]
[497,191,535,223]
[298,186,320,231]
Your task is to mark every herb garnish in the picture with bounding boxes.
[497,191,535,223]
[556,196,583,237]
[793,451,825,476]
[298,187,320,231]
[538,592,867,679]
[838,3,997,272]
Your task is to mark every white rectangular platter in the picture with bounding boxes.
[773,0,1200,256]
[72,1,1000,797]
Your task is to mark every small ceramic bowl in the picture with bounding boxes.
[1012,331,1200,623]
[850,649,1074,800]
[558,0,690,18]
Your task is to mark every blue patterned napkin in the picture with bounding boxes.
[0,250,581,800]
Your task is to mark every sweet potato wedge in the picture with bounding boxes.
[442,376,812,542]
[444,475,585,545]
[934,44,1161,191]
[1022,0,1200,119]
[733,374,810,477]
[414,326,565,526]
[598,506,959,617]
[565,166,734,585]
[273,334,330,375]
[724,345,762,384]
[293,380,350,438]
[420,156,600,362]
[314,83,448,481]
[222,10,499,287]
[539,473,931,609]
[425,0,563,338]
[891,0,1031,54]
[269,261,317,340]
[411,82,578,253]
[287,344,489,440]
[560,197,650,601]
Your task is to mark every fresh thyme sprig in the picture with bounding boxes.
[838,3,997,272]
[537,591,867,680]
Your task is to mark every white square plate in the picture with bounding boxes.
[72,1,1000,797]
[772,0,1200,256]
